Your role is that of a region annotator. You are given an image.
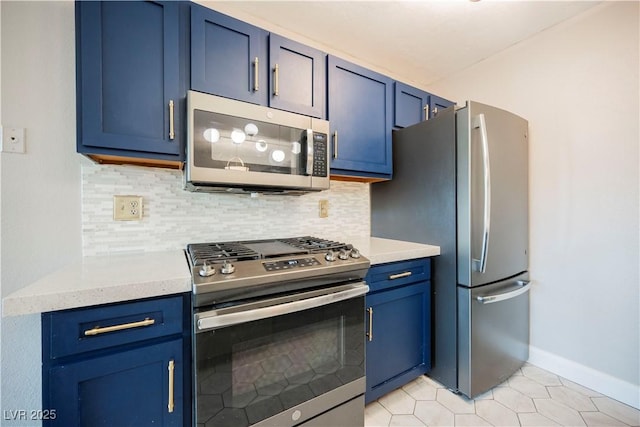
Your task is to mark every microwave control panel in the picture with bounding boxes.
[312,133,328,177]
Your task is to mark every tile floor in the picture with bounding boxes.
[365,364,640,426]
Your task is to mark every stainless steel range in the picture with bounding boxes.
[187,236,370,427]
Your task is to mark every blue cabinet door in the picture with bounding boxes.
[394,82,430,128]
[269,34,326,118]
[45,339,184,427]
[190,4,268,106]
[394,82,456,128]
[430,94,455,118]
[76,1,185,160]
[328,56,393,179]
[365,281,431,403]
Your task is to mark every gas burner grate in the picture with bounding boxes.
[187,242,260,266]
[279,236,350,253]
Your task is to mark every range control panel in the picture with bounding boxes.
[263,257,321,271]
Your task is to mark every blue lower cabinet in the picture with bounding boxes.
[46,339,184,427]
[365,259,431,403]
[42,294,191,427]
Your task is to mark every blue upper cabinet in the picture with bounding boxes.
[76,1,187,166]
[190,4,268,106]
[328,56,393,180]
[430,93,455,118]
[394,81,455,128]
[394,82,430,128]
[191,5,326,118]
[269,34,326,118]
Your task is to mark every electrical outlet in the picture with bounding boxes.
[319,199,329,218]
[1,126,26,154]
[113,196,143,221]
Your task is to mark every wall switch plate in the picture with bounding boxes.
[319,199,329,218]
[113,195,143,221]
[0,126,26,154]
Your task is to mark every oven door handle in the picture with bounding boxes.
[196,282,369,331]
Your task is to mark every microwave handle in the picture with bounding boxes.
[305,129,314,176]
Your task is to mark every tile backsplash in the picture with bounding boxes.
[81,163,370,256]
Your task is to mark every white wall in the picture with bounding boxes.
[0,1,81,424]
[430,2,640,408]
[0,0,3,414]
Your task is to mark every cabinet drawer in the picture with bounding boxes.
[43,295,185,360]
[365,258,431,293]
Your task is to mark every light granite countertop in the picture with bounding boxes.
[2,237,439,317]
[2,250,191,317]
[351,236,440,265]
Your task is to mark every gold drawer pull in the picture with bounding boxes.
[168,100,175,140]
[83,318,155,336]
[168,360,175,413]
[389,271,412,280]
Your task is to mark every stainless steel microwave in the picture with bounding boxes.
[185,91,330,195]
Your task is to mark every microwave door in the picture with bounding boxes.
[186,91,329,192]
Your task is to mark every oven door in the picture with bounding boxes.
[194,282,368,427]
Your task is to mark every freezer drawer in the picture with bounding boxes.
[457,273,530,398]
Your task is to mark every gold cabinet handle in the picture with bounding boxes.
[273,63,279,96]
[389,271,412,280]
[168,100,175,140]
[168,360,175,413]
[333,131,338,159]
[254,57,259,92]
[366,307,373,342]
[84,317,155,336]
[424,103,429,121]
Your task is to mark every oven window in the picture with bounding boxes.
[193,109,309,176]
[195,297,365,427]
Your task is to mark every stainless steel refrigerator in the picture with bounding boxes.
[371,101,530,398]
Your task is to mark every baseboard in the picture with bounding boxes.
[529,346,640,409]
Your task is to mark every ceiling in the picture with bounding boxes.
[201,1,600,87]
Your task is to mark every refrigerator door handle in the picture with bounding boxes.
[476,280,531,304]
[473,113,491,273]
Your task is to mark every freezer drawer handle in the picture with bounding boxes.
[389,271,412,280]
[476,281,531,304]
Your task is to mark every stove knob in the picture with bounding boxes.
[220,260,236,275]
[350,248,361,259]
[325,251,337,262]
[198,262,216,277]
[338,249,350,260]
